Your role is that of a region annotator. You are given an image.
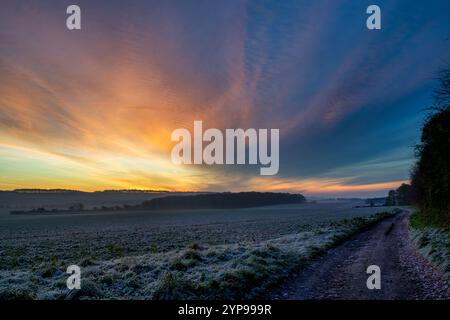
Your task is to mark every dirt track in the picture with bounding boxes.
[271,211,450,300]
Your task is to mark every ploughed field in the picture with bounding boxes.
[0,194,393,299]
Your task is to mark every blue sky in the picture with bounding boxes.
[0,0,449,197]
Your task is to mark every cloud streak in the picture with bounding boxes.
[0,0,449,196]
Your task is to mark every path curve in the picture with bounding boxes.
[271,211,450,300]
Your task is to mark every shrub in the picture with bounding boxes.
[0,288,36,300]
[153,272,197,300]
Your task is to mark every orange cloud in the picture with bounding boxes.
[243,176,408,196]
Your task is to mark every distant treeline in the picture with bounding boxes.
[364,197,386,207]
[136,192,306,210]
[10,192,306,215]
[99,189,169,193]
[4,189,171,194]
[410,67,450,228]
[10,189,82,193]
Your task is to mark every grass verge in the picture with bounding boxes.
[409,211,450,283]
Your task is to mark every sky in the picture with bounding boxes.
[0,0,449,197]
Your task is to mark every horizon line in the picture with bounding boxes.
[0,188,393,199]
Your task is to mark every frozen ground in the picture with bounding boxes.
[270,211,450,300]
[410,226,450,282]
[0,195,394,299]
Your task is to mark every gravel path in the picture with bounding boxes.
[271,211,450,300]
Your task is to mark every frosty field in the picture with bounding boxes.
[0,194,394,299]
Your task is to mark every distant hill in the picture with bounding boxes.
[136,192,306,210]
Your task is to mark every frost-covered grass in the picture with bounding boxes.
[409,215,450,283]
[0,210,393,300]
[0,202,388,271]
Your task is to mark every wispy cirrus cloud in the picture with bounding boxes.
[0,0,449,195]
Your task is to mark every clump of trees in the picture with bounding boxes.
[139,192,306,210]
[385,183,412,206]
[410,67,450,228]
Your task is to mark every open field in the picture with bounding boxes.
[0,194,395,299]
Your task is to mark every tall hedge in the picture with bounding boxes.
[411,68,450,228]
